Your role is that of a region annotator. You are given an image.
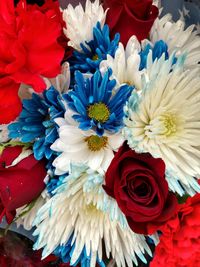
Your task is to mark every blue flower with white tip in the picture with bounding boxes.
[139,40,169,70]
[64,69,133,136]
[8,86,65,160]
[69,22,120,74]
[46,174,66,196]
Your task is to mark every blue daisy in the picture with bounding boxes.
[139,40,169,70]
[46,174,66,196]
[8,86,65,160]
[64,69,133,136]
[69,22,120,74]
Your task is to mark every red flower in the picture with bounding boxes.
[103,0,158,45]
[0,146,46,224]
[0,0,64,90]
[104,143,178,235]
[0,78,22,124]
[25,0,73,61]
[0,0,65,123]
[151,194,200,267]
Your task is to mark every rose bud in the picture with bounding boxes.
[103,0,159,45]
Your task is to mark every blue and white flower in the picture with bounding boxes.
[100,36,142,90]
[63,0,107,51]
[33,166,152,267]
[69,22,120,73]
[8,87,66,160]
[51,117,123,174]
[149,13,200,67]
[65,70,132,136]
[124,53,200,196]
[100,36,171,91]
[139,40,170,70]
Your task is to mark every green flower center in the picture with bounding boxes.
[88,103,110,123]
[85,135,108,151]
[92,54,99,61]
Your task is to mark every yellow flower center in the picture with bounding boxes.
[83,202,102,217]
[160,113,177,136]
[85,135,108,151]
[145,113,179,138]
[88,103,110,123]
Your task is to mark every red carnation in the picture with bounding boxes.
[0,78,22,124]
[103,0,158,45]
[0,146,46,224]
[104,143,178,235]
[25,0,73,61]
[0,0,65,123]
[151,194,200,267]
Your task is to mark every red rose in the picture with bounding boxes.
[103,0,159,45]
[0,146,46,224]
[104,143,178,235]
[151,194,200,267]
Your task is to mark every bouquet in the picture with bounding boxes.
[1,0,200,266]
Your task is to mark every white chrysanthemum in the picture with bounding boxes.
[62,0,107,51]
[51,115,124,175]
[16,195,47,231]
[124,53,200,196]
[149,13,200,67]
[33,166,152,267]
[100,36,143,90]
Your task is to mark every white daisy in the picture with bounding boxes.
[33,166,152,267]
[62,0,107,51]
[149,13,200,67]
[100,36,143,90]
[124,53,200,195]
[51,114,124,174]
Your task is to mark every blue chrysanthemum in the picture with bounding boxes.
[64,69,133,136]
[8,87,65,160]
[69,22,120,74]
[139,40,169,70]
